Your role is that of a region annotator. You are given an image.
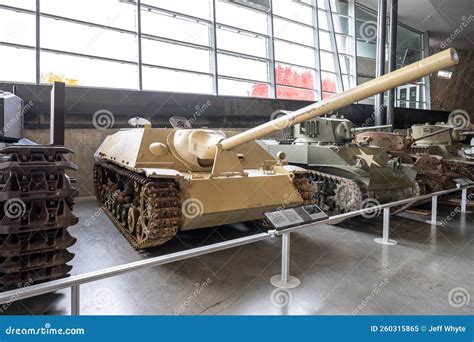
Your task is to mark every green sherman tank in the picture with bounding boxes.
[259,114,420,215]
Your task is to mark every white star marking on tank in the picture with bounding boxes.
[356,149,381,167]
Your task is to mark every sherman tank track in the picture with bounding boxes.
[310,171,368,216]
[0,146,78,292]
[93,161,181,249]
[309,171,420,218]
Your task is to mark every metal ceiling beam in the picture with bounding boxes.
[374,0,387,126]
[211,0,219,95]
[324,0,344,93]
[267,0,276,98]
[137,0,143,90]
[349,0,357,89]
[386,0,398,131]
[311,0,322,101]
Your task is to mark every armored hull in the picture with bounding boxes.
[94,127,313,249]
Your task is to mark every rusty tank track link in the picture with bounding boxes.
[0,249,74,273]
[0,229,76,256]
[0,145,78,292]
[0,264,73,292]
[93,161,181,249]
[290,172,315,205]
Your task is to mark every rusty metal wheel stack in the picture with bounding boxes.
[0,145,79,292]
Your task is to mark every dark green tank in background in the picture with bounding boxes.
[259,114,420,216]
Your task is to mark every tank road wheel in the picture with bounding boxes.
[134,181,141,194]
[127,206,139,234]
[136,219,149,245]
[333,182,361,213]
[115,203,123,219]
[120,204,130,228]
[310,171,368,220]
[94,161,182,249]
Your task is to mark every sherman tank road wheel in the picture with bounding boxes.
[310,171,368,219]
[390,181,423,214]
[93,161,182,249]
[310,171,423,219]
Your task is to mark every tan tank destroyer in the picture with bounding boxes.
[94,48,459,249]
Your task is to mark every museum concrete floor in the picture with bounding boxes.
[5,198,474,315]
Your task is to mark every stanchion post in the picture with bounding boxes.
[461,188,468,214]
[375,207,397,245]
[71,285,80,316]
[426,195,443,225]
[270,232,300,289]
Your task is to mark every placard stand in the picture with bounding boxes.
[270,232,300,289]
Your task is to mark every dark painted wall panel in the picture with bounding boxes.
[1,82,451,130]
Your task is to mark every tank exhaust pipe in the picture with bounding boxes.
[219,49,459,151]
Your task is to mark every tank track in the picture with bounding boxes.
[93,161,181,249]
[310,171,420,217]
[0,146,78,292]
[291,172,315,205]
[310,171,368,215]
[402,154,474,209]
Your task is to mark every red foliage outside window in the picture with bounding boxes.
[249,64,335,101]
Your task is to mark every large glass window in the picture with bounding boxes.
[143,67,213,94]
[215,1,267,34]
[139,2,212,94]
[141,39,210,73]
[0,45,35,83]
[39,0,138,88]
[0,0,428,104]
[0,4,36,83]
[142,0,212,20]
[215,1,269,97]
[0,0,35,10]
[355,3,426,108]
[41,52,138,88]
[216,27,267,58]
[273,0,313,25]
[41,0,137,31]
[140,8,210,46]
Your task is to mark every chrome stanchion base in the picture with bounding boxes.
[270,275,300,289]
[374,238,397,246]
[424,220,444,226]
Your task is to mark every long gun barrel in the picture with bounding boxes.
[413,126,454,142]
[352,124,393,132]
[219,48,459,151]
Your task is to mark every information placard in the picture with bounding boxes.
[264,204,328,230]
[453,178,474,187]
